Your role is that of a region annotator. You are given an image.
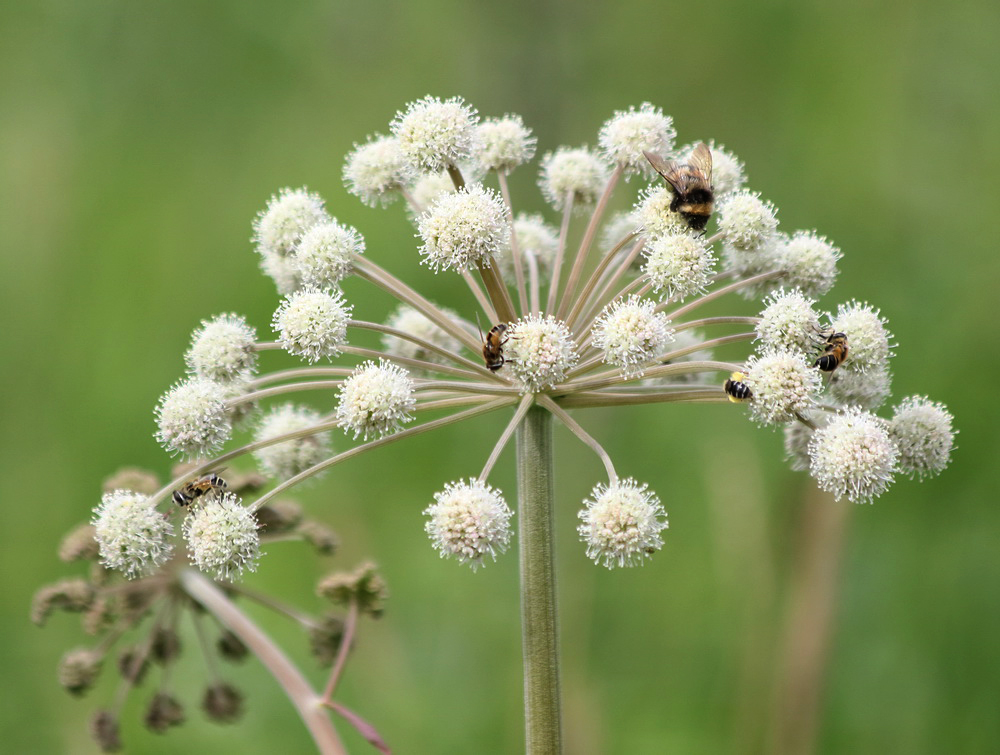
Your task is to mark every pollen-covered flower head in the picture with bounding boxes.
[272,288,352,363]
[294,220,364,290]
[185,313,258,383]
[593,295,674,377]
[829,300,893,373]
[252,404,332,480]
[381,304,466,367]
[155,378,233,458]
[578,478,667,569]
[495,213,559,283]
[717,190,778,252]
[93,491,174,579]
[773,231,841,299]
[828,365,892,410]
[391,95,478,173]
[253,187,329,258]
[744,350,822,425]
[505,315,579,392]
[808,407,898,503]
[424,479,513,570]
[539,147,610,211]
[755,289,821,357]
[889,396,955,480]
[417,184,509,272]
[679,140,746,197]
[642,233,715,302]
[182,492,260,580]
[475,114,537,172]
[342,134,412,207]
[635,185,690,238]
[598,103,675,177]
[335,360,416,440]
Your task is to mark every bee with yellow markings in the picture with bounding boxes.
[172,471,228,507]
[813,331,849,372]
[643,142,715,232]
[477,315,510,372]
[724,371,753,402]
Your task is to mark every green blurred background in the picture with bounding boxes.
[2,0,998,752]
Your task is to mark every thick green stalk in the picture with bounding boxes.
[516,405,562,754]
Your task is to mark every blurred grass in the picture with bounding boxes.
[2,0,998,752]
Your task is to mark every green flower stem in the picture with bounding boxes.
[556,389,729,408]
[461,268,499,324]
[660,270,785,320]
[179,569,346,755]
[497,169,530,315]
[557,359,741,394]
[516,404,562,754]
[565,230,642,330]
[479,394,535,481]
[547,192,576,314]
[537,396,616,482]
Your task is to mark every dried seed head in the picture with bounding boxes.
[202,682,244,724]
[272,288,352,363]
[254,499,304,534]
[93,491,174,579]
[889,396,956,480]
[309,614,345,666]
[424,479,513,570]
[335,359,416,440]
[391,95,479,172]
[505,315,580,393]
[598,103,676,177]
[317,561,388,617]
[183,493,261,580]
[744,350,822,425]
[342,134,412,207]
[475,114,537,172]
[58,648,103,696]
[294,220,364,290]
[299,520,340,556]
[539,146,610,211]
[217,629,249,663]
[578,478,668,569]
[809,407,898,503]
[59,524,101,562]
[151,626,182,665]
[252,403,332,480]
[593,295,674,378]
[31,579,95,626]
[144,693,185,733]
[417,184,509,273]
[642,233,716,302]
[155,378,233,458]
[185,313,258,383]
[756,288,821,356]
[253,187,328,259]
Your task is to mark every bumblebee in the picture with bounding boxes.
[478,319,510,372]
[172,472,228,506]
[724,371,753,402]
[643,142,714,232]
[813,331,848,372]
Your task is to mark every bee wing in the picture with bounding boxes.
[643,150,684,192]
[689,142,713,186]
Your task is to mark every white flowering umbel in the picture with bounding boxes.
[497,213,558,283]
[342,134,412,207]
[808,408,898,503]
[889,396,955,480]
[253,187,328,259]
[643,233,715,301]
[183,493,261,579]
[252,404,332,480]
[578,479,668,568]
[828,366,892,410]
[93,491,174,578]
[476,115,537,173]
[424,480,513,570]
[829,300,893,372]
[272,289,351,363]
[598,103,675,178]
[774,231,841,299]
[718,190,778,253]
[155,378,233,458]
[635,185,691,238]
[391,95,478,173]
[744,350,822,425]
[755,289,821,356]
[185,314,258,382]
[294,220,364,290]
[506,315,579,392]
[335,360,416,440]
[417,184,509,272]
[593,296,673,377]
[539,147,610,211]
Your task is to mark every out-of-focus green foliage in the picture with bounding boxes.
[2,0,997,752]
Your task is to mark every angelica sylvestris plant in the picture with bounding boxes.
[45,95,955,754]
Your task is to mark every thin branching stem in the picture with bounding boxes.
[537,396,616,482]
[556,359,742,394]
[461,269,499,324]
[479,394,535,481]
[526,249,541,316]
[498,169,529,315]
[251,367,356,388]
[547,192,575,313]
[661,270,784,320]
[342,345,488,381]
[347,319,498,378]
[556,389,729,408]
[322,598,359,703]
[565,229,641,329]
[228,380,344,407]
